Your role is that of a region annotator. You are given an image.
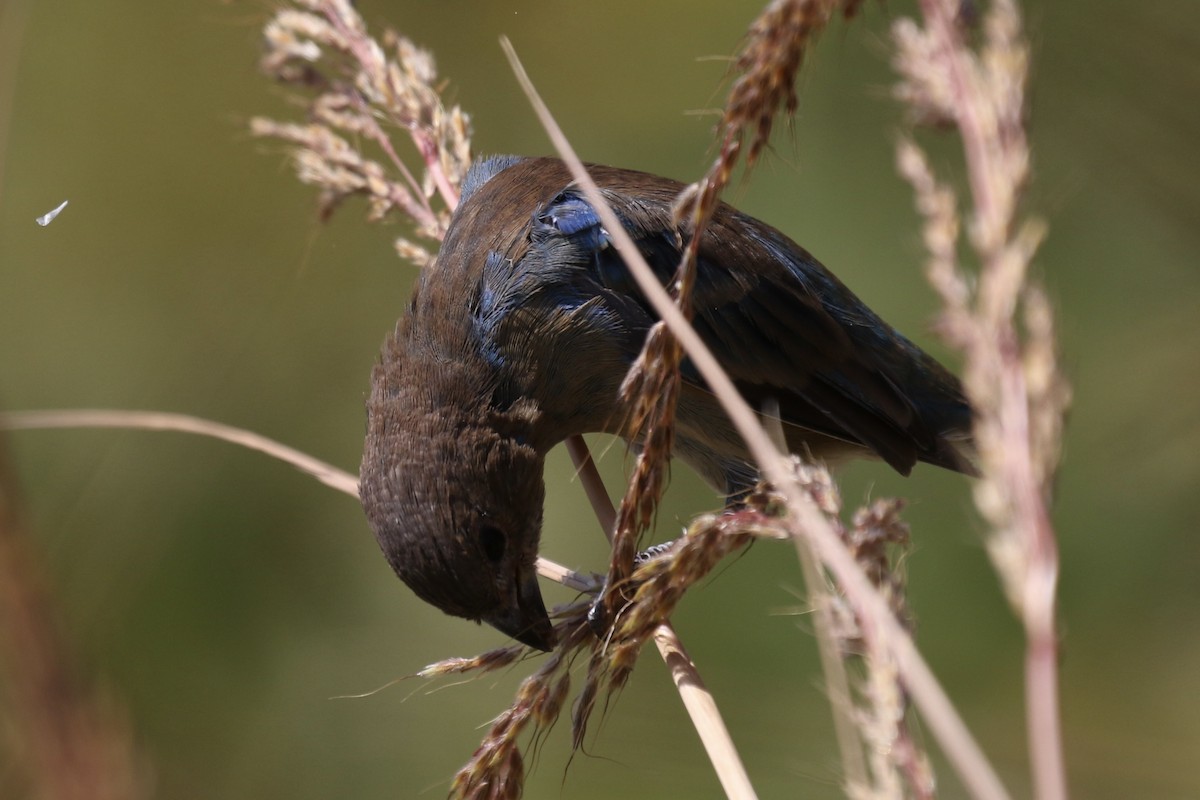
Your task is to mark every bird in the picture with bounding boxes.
[359,155,974,652]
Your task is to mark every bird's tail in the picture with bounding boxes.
[923,426,979,476]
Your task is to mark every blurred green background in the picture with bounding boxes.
[1,1,1197,797]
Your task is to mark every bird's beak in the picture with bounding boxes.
[485,567,557,651]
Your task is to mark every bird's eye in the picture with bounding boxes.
[479,524,507,563]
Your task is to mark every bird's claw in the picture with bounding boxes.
[587,538,678,640]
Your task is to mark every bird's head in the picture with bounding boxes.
[359,388,555,651]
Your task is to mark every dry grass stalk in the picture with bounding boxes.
[593,0,869,713]
[507,26,1011,800]
[604,4,869,626]
[1,409,360,496]
[253,0,471,266]
[588,0,862,662]
[894,1,1069,797]
[775,459,935,800]
[0,410,596,597]
[668,3,925,794]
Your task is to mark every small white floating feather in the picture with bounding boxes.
[36,200,69,226]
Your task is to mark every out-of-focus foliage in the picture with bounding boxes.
[0,1,1196,798]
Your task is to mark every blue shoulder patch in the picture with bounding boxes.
[536,192,611,253]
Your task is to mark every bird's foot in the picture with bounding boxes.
[586,538,678,640]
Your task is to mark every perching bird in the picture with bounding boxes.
[359,156,973,651]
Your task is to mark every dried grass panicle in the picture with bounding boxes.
[848,499,913,623]
[844,499,935,800]
[895,139,968,331]
[1021,285,1069,492]
[891,18,959,128]
[604,323,683,614]
[670,0,863,353]
[254,0,471,263]
[416,645,525,680]
[607,510,764,652]
[395,236,436,269]
[785,455,842,516]
[775,457,934,799]
[584,322,684,764]
[676,0,863,220]
[726,0,835,167]
[568,642,605,752]
[452,727,523,800]
[779,456,914,645]
[571,504,778,748]
[893,0,1067,611]
[895,1,1067,796]
[449,626,589,800]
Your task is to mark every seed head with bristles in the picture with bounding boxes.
[253,0,472,265]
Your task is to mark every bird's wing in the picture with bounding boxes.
[537,185,969,475]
